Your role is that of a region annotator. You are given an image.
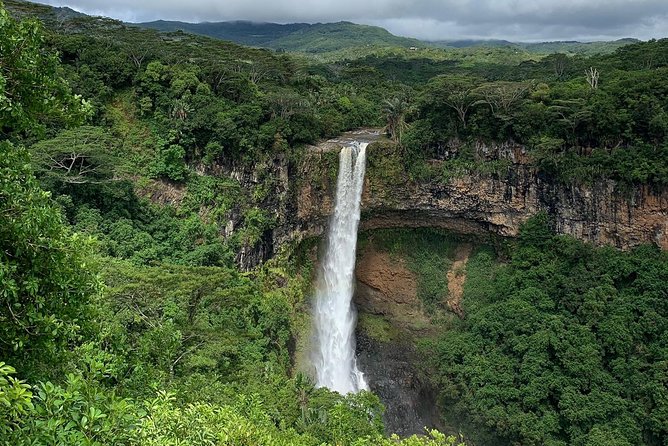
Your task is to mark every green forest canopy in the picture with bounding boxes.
[0,0,667,444]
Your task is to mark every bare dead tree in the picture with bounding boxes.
[585,67,600,89]
[129,49,148,70]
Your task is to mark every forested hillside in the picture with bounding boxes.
[0,2,461,444]
[429,39,638,56]
[137,18,635,57]
[139,20,426,54]
[1,0,667,445]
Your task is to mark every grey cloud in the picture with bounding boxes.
[42,0,668,41]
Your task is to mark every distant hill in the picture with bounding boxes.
[137,20,427,53]
[430,38,640,55]
[5,0,86,22]
[521,38,640,55]
[137,20,311,47]
[140,19,639,56]
[435,39,516,48]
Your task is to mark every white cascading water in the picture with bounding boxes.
[312,142,369,394]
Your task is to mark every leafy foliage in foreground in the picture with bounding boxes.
[1,2,96,378]
[1,361,465,445]
[0,256,463,445]
[0,144,101,378]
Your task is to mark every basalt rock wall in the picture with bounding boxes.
[211,132,668,269]
[280,137,667,255]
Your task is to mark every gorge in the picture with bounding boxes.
[226,131,668,438]
[3,2,668,443]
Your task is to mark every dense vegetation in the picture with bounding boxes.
[3,0,398,269]
[434,216,668,446]
[396,40,668,186]
[139,19,636,58]
[140,20,426,54]
[1,0,667,445]
[0,2,466,444]
[430,39,638,56]
[360,225,668,446]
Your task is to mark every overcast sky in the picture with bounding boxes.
[42,0,668,42]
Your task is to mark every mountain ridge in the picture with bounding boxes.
[136,19,426,53]
[137,18,639,55]
[4,0,640,56]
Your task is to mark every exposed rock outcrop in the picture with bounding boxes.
[354,247,427,328]
[277,133,668,256]
[205,130,668,269]
[353,236,462,437]
[445,243,472,318]
[356,328,443,438]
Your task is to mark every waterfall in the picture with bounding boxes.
[312,142,369,394]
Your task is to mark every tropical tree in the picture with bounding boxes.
[383,95,413,143]
[473,81,532,122]
[425,76,479,131]
[0,2,88,140]
[30,126,118,186]
[0,1,99,377]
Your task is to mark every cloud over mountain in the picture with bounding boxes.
[43,0,668,41]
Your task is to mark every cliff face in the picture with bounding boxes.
[278,135,668,256]
[218,131,668,269]
[358,168,668,250]
[352,234,464,438]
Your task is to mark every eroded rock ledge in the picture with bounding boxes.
[214,130,668,269]
[277,135,668,256]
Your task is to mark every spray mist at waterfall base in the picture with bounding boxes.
[312,142,369,394]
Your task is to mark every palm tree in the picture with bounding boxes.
[170,97,192,121]
[383,96,412,143]
[294,372,315,424]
